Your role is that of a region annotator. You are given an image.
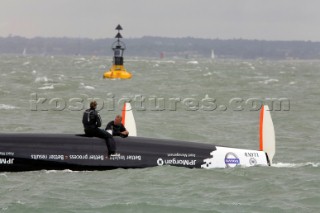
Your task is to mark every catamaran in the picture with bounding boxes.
[0,104,275,172]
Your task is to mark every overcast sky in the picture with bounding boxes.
[1,0,319,41]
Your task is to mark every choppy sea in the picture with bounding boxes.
[0,55,319,212]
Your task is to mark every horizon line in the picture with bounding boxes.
[1,34,319,43]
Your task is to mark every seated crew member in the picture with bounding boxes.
[82,101,116,156]
[105,115,129,138]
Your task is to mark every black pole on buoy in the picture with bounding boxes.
[113,24,126,66]
[103,24,132,79]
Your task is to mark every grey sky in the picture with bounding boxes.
[1,0,319,41]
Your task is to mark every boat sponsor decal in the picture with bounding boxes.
[0,152,15,157]
[157,158,164,166]
[244,152,259,166]
[65,154,106,160]
[167,153,196,158]
[48,155,65,160]
[157,158,196,166]
[244,152,259,158]
[109,154,142,161]
[0,158,14,165]
[109,154,125,161]
[29,153,142,161]
[31,154,107,161]
[249,158,257,166]
[224,152,240,168]
[126,155,142,161]
[31,154,48,160]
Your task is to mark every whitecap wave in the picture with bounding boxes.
[272,162,320,168]
[203,72,212,76]
[187,60,199,64]
[45,169,80,174]
[259,78,279,84]
[35,76,51,83]
[79,83,95,90]
[156,60,175,64]
[0,104,18,110]
[84,86,95,90]
[16,200,25,205]
[242,62,256,70]
[38,85,54,90]
[0,173,8,178]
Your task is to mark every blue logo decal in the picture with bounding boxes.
[224,152,240,167]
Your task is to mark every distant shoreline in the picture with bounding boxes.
[1,36,320,59]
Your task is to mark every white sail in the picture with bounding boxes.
[260,105,276,164]
[121,103,137,136]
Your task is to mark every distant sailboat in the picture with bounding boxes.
[160,52,164,59]
[211,49,215,59]
[22,48,27,56]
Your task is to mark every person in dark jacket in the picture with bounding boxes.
[105,115,129,138]
[82,101,116,156]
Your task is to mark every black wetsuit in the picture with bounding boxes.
[82,108,116,155]
[105,121,128,138]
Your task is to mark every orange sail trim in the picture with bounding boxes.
[259,105,264,151]
[121,103,126,126]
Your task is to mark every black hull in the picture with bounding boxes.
[0,134,216,172]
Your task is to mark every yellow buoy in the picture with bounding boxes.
[103,65,132,79]
[103,24,132,79]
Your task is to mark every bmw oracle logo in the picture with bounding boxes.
[224,152,240,168]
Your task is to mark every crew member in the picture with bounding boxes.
[82,101,116,156]
[105,115,129,138]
